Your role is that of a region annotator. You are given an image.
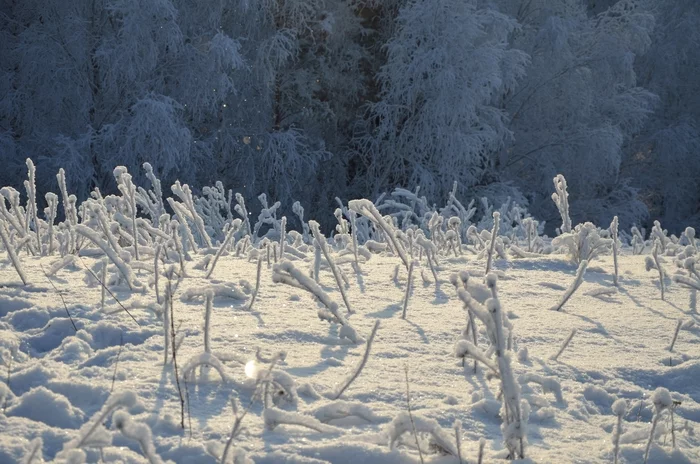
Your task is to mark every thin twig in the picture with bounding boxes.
[671,401,681,448]
[3,355,11,414]
[454,420,463,464]
[40,263,77,332]
[668,319,683,352]
[110,333,123,393]
[404,365,425,464]
[551,329,577,361]
[184,377,192,439]
[333,320,380,399]
[247,255,263,312]
[78,257,140,327]
[402,261,415,319]
[168,277,185,430]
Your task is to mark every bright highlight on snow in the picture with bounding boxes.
[245,360,258,379]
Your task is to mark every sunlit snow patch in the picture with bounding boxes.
[245,360,259,378]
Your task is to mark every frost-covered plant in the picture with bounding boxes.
[162,282,172,366]
[349,199,410,270]
[402,261,415,319]
[650,220,669,254]
[220,394,259,464]
[195,181,233,241]
[521,217,545,253]
[45,192,59,255]
[112,411,166,464]
[180,284,246,303]
[171,181,212,249]
[668,319,683,352]
[445,217,462,256]
[57,168,78,227]
[673,257,700,311]
[252,194,281,243]
[169,220,188,277]
[455,275,526,459]
[477,229,507,265]
[101,259,109,311]
[0,220,29,285]
[485,212,500,275]
[310,221,352,314]
[552,174,572,234]
[206,219,242,279]
[182,352,231,383]
[550,261,588,312]
[427,211,445,251]
[519,374,563,404]
[467,224,486,251]
[644,388,674,463]
[247,255,263,312]
[24,159,42,255]
[450,272,479,372]
[310,401,385,425]
[612,398,627,464]
[272,262,362,343]
[114,167,140,260]
[203,291,214,354]
[333,320,380,399]
[645,240,666,300]
[263,407,339,434]
[234,193,252,238]
[551,329,577,360]
[135,163,165,227]
[631,226,646,255]
[376,186,431,229]
[386,412,459,459]
[349,209,360,267]
[59,391,141,454]
[415,232,439,288]
[291,201,310,243]
[75,224,141,291]
[611,216,620,286]
[552,222,612,265]
[0,187,35,256]
[683,227,697,252]
[278,216,287,261]
[440,182,476,238]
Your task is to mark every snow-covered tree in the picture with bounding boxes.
[355,0,528,202]
[2,0,201,197]
[623,1,700,230]
[0,0,372,221]
[495,0,656,230]
[215,0,370,215]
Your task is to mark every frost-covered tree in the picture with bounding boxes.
[623,1,700,230]
[0,0,371,221]
[1,0,202,197]
[355,0,528,202]
[215,0,370,215]
[2,0,700,232]
[495,0,656,230]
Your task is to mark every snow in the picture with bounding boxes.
[2,235,700,462]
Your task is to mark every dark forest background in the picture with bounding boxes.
[1,0,698,232]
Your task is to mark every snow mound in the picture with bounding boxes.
[8,386,84,428]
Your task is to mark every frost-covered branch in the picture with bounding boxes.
[550,261,588,312]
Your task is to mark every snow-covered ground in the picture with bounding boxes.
[1,243,699,463]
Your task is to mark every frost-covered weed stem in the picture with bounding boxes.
[333,320,380,399]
